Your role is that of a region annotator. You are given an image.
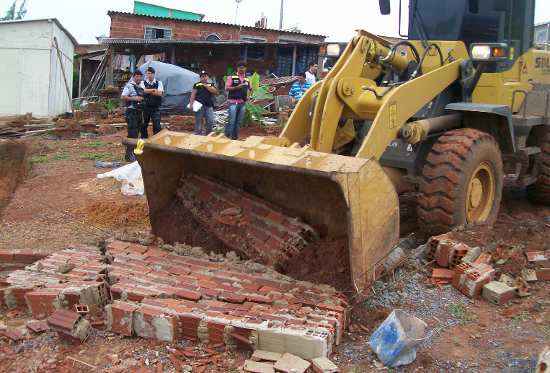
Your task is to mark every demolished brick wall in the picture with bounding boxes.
[0,241,349,359]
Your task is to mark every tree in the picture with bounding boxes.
[1,0,27,21]
[1,1,16,21]
[16,0,27,20]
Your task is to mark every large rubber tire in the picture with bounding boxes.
[418,128,504,235]
[527,129,550,205]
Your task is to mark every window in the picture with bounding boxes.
[144,26,172,40]
[205,33,221,42]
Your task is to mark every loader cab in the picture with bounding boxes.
[403,0,535,68]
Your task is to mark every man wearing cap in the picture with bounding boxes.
[140,66,164,138]
[121,70,145,162]
[225,61,251,140]
[189,71,218,135]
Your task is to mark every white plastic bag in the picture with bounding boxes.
[187,100,203,112]
[97,161,144,196]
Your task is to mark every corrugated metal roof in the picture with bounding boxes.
[107,11,326,39]
[99,37,322,46]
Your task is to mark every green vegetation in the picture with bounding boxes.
[80,152,113,161]
[103,99,119,114]
[52,152,70,161]
[85,140,108,148]
[30,155,48,164]
[447,303,477,324]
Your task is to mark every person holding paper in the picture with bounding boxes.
[190,71,218,135]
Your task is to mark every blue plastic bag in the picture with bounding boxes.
[369,309,427,367]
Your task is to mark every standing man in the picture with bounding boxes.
[189,71,218,135]
[121,70,144,162]
[305,62,318,85]
[289,72,312,104]
[140,66,164,138]
[225,61,251,140]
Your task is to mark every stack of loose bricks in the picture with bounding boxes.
[0,241,349,359]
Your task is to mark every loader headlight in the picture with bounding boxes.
[470,43,509,62]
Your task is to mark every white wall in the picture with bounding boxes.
[50,21,75,116]
[0,20,75,117]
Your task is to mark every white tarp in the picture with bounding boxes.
[138,61,199,111]
[97,161,144,196]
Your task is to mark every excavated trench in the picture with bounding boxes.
[0,140,28,216]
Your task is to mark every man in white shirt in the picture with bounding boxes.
[121,70,144,161]
[139,66,164,138]
[305,62,318,85]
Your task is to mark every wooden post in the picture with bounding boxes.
[291,45,297,75]
[105,47,114,86]
[171,46,176,64]
[78,56,83,98]
[53,37,73,112]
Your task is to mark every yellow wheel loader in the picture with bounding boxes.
[129,0,550,293]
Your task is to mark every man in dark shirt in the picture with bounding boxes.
[189,71,219,135]
[140,66,164,138]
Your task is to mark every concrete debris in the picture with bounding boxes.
[273,353,311,373]
[311,356,339,372]
[461,246,482,264]
[26,320,50,334]
[369,309,427,367]
[521,269,538,282]
[482,281,517,305]
[452,262,495,298]
[243,360,276,373]
[251,350,282,362]
[47,309,91,343]
[1,241,348,358]
[499,274,516,287]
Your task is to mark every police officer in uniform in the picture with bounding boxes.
[121,70,144,162]
[225,61,251,140]
[140,66,164,138]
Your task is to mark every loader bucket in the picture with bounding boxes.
[132,131,399,293]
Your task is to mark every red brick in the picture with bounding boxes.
[0,251,13,262]
[107,241,130,252]
[25,288,61,319]
[536,268,550,281]
[26,320,50,334]
[218,292,246,304]
[174,288,202,302]
[107,301,138,336]
[245,294,272,304]
[432,268,455,280]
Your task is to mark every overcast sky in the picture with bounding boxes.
[6,0,550,43]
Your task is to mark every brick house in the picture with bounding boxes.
[100,11,325,87]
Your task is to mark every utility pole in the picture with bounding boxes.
[279,0,284,30]
[235,0,243,24]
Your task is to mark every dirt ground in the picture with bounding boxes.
[1,123,548,372]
